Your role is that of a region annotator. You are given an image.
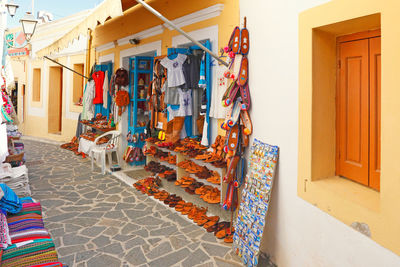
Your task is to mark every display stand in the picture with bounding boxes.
[127,56,154,165]
[146,141,231,220]
[233,139,279,267]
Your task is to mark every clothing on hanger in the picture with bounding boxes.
[210,68,229,119]
[182,54,202,89]
[160,54,187,87]
[82,80,95,120]
[92,71,105,104]
[102,70,109,109]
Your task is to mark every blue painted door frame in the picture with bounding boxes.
[127,56,154,165]
[167,40,212,144]
[94,63,113,118]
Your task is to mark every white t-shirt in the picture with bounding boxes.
[160,54,187,87]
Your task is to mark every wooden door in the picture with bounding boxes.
[369,37,381,190]
[337,39,370,186]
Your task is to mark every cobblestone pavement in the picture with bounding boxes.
[24,139,244,267]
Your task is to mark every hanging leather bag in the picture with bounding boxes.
[115,90,130,115]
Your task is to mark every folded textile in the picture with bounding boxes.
[19,197,34,204]
[0,211,11,249]
[2,239,59,267]
[7,219,45,233]
[31,262,63,267]
[10,229,50,244]
[0,184,22,214]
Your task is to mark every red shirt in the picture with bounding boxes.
[92,71,105,104]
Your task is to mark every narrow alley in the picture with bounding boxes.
[25,139,244,267]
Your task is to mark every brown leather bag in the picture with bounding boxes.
[115,68,129,86]
[115,90,130,115]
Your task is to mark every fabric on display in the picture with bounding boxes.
[182,53,202,135]
[0,95,8,162]
[0,164,31,197]
[102,70,109,109]
[177,89,193,117]
[210,69,229,119]
[182,54,202,89]
[92,71,105,104]
[1,239,58,267]
[161,54,187,87]
[82,80,95,120]
[75,113,83,138]
[0,184,22,214]
[163,80,180,106]
[0,211,11,249]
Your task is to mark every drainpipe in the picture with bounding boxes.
[85,28,92,78]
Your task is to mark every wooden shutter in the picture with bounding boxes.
[369,37,381,190]
[336,39,370,186]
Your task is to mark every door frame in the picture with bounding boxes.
[335,29,381,188]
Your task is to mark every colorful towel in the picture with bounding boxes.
[0,184,22,214]
[2,239,58,267]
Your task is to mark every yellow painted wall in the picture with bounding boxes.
[91,0,239,72]
[298,0,400,255]
[23,54,85,142]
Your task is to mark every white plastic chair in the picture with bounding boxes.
[90,130,121,175]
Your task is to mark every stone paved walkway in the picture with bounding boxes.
[24,139,244,267]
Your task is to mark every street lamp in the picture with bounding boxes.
[19,12,38,42]
[5,1,19,17]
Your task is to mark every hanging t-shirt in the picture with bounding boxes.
[92,71,105,104]
[210,68,229,119]
[160,54,187,87]
[177,88,193,117]
[182,54,202,89]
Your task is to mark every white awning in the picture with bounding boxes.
[36,0,123,57]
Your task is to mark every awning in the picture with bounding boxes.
[36,0,124,57]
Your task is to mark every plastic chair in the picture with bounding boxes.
[90,130,121,175]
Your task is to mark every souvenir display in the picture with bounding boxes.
[233,139,279,267]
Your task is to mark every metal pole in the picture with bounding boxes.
[44,56,90,80]
[135,0,229,67]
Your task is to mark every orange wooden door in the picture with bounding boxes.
[369,37,381,190]
[337,39,370,186]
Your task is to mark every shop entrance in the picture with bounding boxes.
[48,66,63,134]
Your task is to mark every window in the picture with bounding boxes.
[32,68,41,101]
[336,31,381,190]
[72,64,84,104]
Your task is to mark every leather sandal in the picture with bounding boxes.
[240,26,249,55]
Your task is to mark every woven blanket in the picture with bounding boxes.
[10,229,50,244]
[2,239,59,267]
[7,219,45,233]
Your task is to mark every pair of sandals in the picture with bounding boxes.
[221,97,253,135]
[224,26,250,56]
[123,146,144,163]
[222,25,251,111]
[127,131,146,143]
[206,221,234,243]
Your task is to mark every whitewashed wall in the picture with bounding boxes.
[239,0,400,266]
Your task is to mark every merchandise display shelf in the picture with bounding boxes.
[146,155,177,170]
[145,141,227,207]
[159,176,231,222]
